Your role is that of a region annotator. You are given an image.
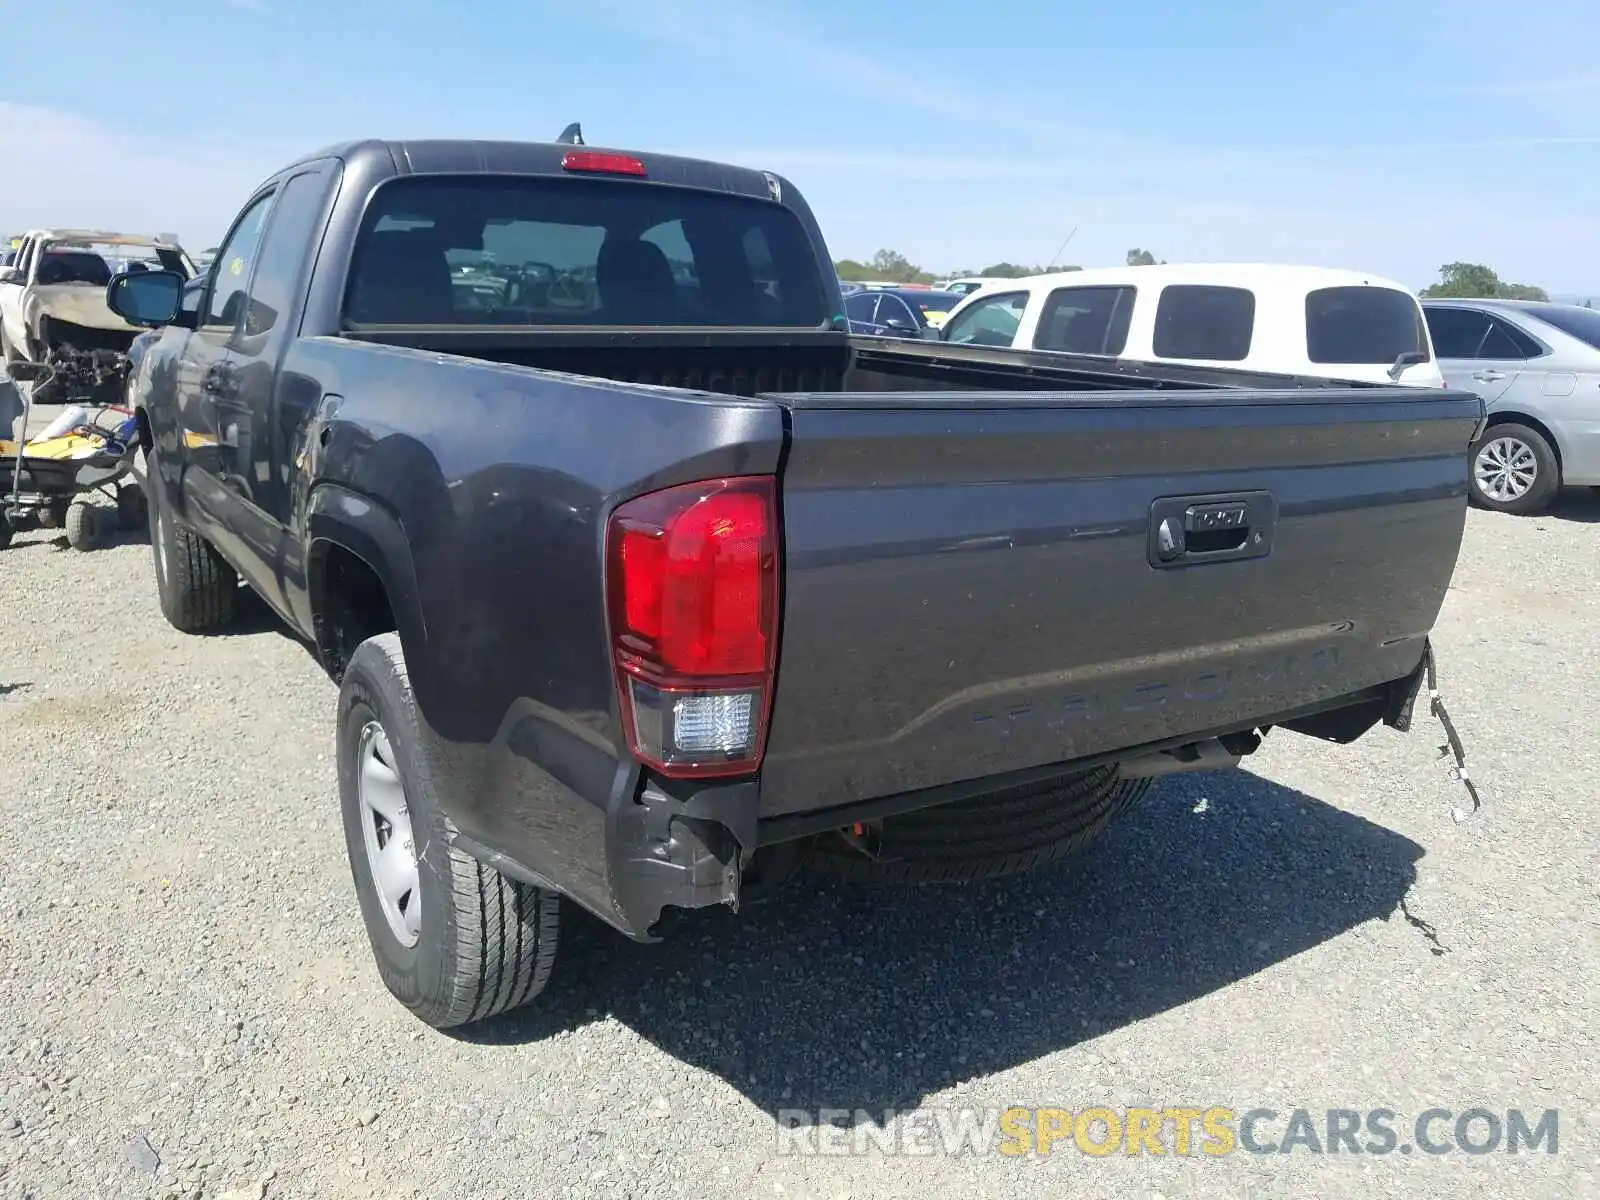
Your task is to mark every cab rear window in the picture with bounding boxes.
[1305,286,1429,365]
[344,175,828,328]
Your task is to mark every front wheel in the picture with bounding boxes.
[1469,422,1560,515]
[338,633,562,1028]
[147,461,237,631]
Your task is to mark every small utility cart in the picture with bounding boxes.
[0,361,145,551]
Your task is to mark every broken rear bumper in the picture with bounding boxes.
[445,646,1434,941]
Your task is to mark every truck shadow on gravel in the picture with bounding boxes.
[463,770,1428,1115]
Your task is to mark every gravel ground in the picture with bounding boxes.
[1,480,1597,1200]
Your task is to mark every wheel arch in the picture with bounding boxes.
[305,484,428,684]
[1482,410,1564,471]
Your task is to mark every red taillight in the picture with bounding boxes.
[561,150,647,177]
[606,476,779,779]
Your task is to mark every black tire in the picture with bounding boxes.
[116,484,148,529]
[64,501,106,551]
[147,465,236,631]
[1468,422,1560,515]
[0,514,12,551]
[338,633,561,1029]
[807,764,1152,883]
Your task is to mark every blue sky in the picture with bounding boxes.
[3,0,1598,292]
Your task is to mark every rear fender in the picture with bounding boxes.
[304,483,428,683]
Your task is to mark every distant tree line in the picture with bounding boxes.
[834,251,1567,303]
[1418,262,1549,302]
[834,248,1172,284]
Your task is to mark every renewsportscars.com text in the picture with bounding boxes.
[775,1106,1559,1158]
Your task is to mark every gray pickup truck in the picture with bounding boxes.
[103,136,1480,1029]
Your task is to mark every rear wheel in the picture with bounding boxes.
[1469,422,1560,515]
[148,464,236,630]
[807,764,1152,883]
[339,633,562,1028]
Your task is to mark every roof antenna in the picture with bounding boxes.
[556,122,584,146]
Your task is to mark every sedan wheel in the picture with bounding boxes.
[1474,436,1537,503]
[1467,422,1560,515]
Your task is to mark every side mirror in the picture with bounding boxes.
[0,269,21,285]
[107,269,185,328]
[1387,350,1429,381]
[882,317,916,334]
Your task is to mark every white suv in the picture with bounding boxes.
[939,263,1444,387]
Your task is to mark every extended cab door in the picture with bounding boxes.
[217,163,339,614]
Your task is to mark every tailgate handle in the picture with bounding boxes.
[1148,491,1277,569]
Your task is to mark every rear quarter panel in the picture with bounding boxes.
[288,337,787,917]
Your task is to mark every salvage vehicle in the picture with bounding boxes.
[0,229,194,404]
[109,137,1481,1030]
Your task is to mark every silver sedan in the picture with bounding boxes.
[1422,298,1600,514]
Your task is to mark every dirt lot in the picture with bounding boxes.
[1,487,1596,1200]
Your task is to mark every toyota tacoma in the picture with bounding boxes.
[107,136,1481,1028]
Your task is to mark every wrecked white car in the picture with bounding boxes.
[0,230,194,403]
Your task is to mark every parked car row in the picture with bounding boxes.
[837,260,1600,516]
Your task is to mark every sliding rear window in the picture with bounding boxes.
[1305,285,1429,364]
[344,175,829,328]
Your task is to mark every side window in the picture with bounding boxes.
[1480,316,1541,359]
[206,193,276,329]
[878,296,915,327]
[1152,285,1256,361]
[1423,307,1493,358]
[1033,285,1136,355]
[236,171,329,341]
[1305,286,1427,365]
[844,293,877,323]
[942,291,1028,346]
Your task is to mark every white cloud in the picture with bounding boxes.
[0,103,290,250]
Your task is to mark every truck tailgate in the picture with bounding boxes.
[756,387,1480,816]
